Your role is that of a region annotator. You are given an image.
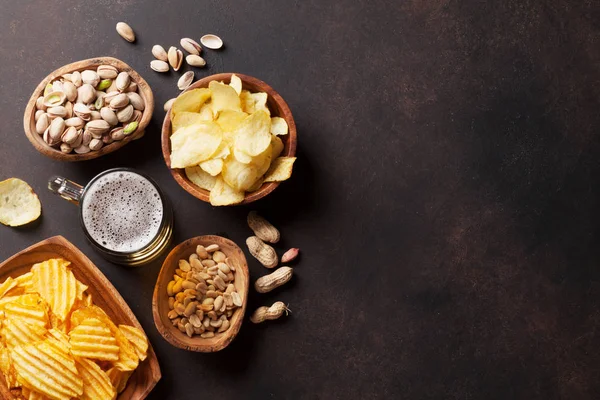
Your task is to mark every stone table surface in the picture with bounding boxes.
[0,0,599,398]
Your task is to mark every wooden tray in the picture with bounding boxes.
[0,236,161,399]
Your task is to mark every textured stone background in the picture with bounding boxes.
[0,0,599,398]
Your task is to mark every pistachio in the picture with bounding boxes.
[97,79,112,91]
[185,54,206,68]
[43,83,54,96]
[150,60,169,73]
[103,91,120,104]
[71,130,84,148]
[47,106,67,119]
[102,133,114,144]
[116,72,131,92]
[52,81,64,93]
[100,108,119,126]
[164,98,176,112]
[62,81,78,102]
[116,22,135,42]
[152,45,168,61]
[116,104,134,123]
[94,94,105,110]
[71,71,82,87]
[90,111,102,121]
[61,73,73,82]
[65,117,84,129]
[124,81,138,93]
[43,127,55,146]
[125,92,145,111]
[43,91,66,108]
[110,93,129,109]
[35,114,50,135]
[34,109,45,122]
[86,119,111,135]
[49,117,66,142]
[61,126,79,145]
[180,38,202,55]
[81,70,100,87]
[60,143,72,154]
[177,71,194,91]
[82,130,92,146]
[107,79,119,93]
[64,101,73,119]
[97,65,119,79]
[123,121,138,135]
[168,46,183,71]
[131,110,143,124]
[73,103,92,121]
[110,127,125,141]
[77,84,96,104]
[74,144,90,154]
[200,34,224,50]
[36,96,47,111]
[89,138,104,151]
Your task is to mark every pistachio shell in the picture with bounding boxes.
[110,93,129,109]
[71,71,82,87]
[185,55,206,68]
[74,144,91,154]
[116,72,131,91]
[89,138,104,151]
[86,119,111,135]
[90,111,102,121]
[52,81,64,93]
[34,109,45,122]
[131,110,143,124]
[73,103,92,121]
[60,143,73,154]
[150,60,169,73]
[81,70,100,87]
[62,81,78,102]
[180,38,202,55]
[49,117,66,141]
[64,102,73,119]
[110,127,125,141]
[71,129,83,148]
[116,104,134,123]
[177,71,194,90]
[36,114,50,135]
[43,91,66,108]
[126,92,145,110]
[164,98,176,112]
[36,96,46,111]
[107,79,119,93]
[124,81,138,93]
[77,84,96,104]
[168,46,183,71]
[200,34,223,50]
[152,45,168,61]
[47,106,67,119]
[100,107,119,126]
[82,130,92,146]
[97,65,119,79]
[65,117,84,129]
[116,22,135,42]
[61,126,79,145]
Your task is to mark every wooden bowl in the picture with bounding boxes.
[0,236,161,400]
[152,235,249,352]
[161,73,297,205]
[23,57,155,162]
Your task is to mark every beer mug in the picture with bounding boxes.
[48,168,173,266]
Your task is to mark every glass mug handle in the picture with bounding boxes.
[48,176,84,206]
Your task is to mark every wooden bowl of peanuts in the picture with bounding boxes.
[152,235,249,352]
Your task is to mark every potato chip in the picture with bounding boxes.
[28,390,50,400]
[47,329,70,347]
[2,319,47,349]
[2,301,48,328]
[229,74,243,95]
[170,122,223,168]
[69,318,120,361]
[222,157,261,192]
[118,325,148,361]
[14,271,34,292]
[31,259,77,321]
[209,177,245,206]
[252,144,274,178]
[106,367,132,394]
[200,158,224,176]
[171,88,211,117]
[172,111,206,132]
[251,92,270,116]
[234,111,272,156]
[209,80,241,113]
[0,178,42,227]
[12,340,83,400]
[74,356,115,400]
[270,117,288,136]
[0,347,18,388]
[263,157,297,182]
[271,135,284,159]
[198,103,216,121]
[76,280,88,301]
[0,277,17,299]
[233,148,253,164]
[239,90,255,114]
[216,110,247,133]
[185,166,217,191]
[247,178,264,192]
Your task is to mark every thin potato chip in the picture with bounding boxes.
[270,117,288,136]
[216,110,247,133]
[251,92,270,116]
[263,157,297,182]
[209,177,245,206]
[229,74,243,95]
[209,81,241,113]
[252,144,274,178]
[271,135,284,159]
[69,318,120,361]
[106,367,132,394]
[234,111,272,156]
[31,259,77,321]
[0,178,42,227]
[233,148,253,164]
[247,178,264,192]
[222,157,260,192]
[74,356,116,400]
[200,158,224,176]
[185,166,217,191]
[197,103,215,121]
[171,88,211,117]
[172,111,206,132]
[170,122,223,168]
[118,325,148,361]
[239,90,255,114]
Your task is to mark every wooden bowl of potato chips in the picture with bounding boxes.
[161,73,297,206]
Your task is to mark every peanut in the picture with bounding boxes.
[255,267,293,293]
[205,244,220,252]
[281,248,300,263]
[250,301,290,324]
[246,236,278,268]
[179,259,191,272]
[196,245,209,259]
[247,211,280,243]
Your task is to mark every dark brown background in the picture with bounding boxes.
[1,0,599,398]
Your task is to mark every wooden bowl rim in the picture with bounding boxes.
[152,235,249,352]
[0,235,161,399]
[161,72,297,205]
[23,56,155,162]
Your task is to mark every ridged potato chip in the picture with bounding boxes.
[263,157,297,183]
[234,111,272,156]
[2,319,47,349]
[69,318,120,361]
[106,367,132,394]
[229,74,243,95]
[209,177,245,206]
[32,259,77,321]
[118,325,148,361]
[12,340,83,400]
[209,81,241,113]
[170,122,223,168]
[0,178,42,227]
[171,88,211,117]
[270,117,288,136]
[0,346,19,389]
[2,301,48,329]
[0,277,17,299]
[74,356,115,400]
[185,166,217,191]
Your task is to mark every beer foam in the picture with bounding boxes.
[81,171,163,253]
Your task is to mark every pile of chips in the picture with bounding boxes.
[0,258,148,400]
[169,74,296,205]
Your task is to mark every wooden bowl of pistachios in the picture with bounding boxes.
[23,57,154,162]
